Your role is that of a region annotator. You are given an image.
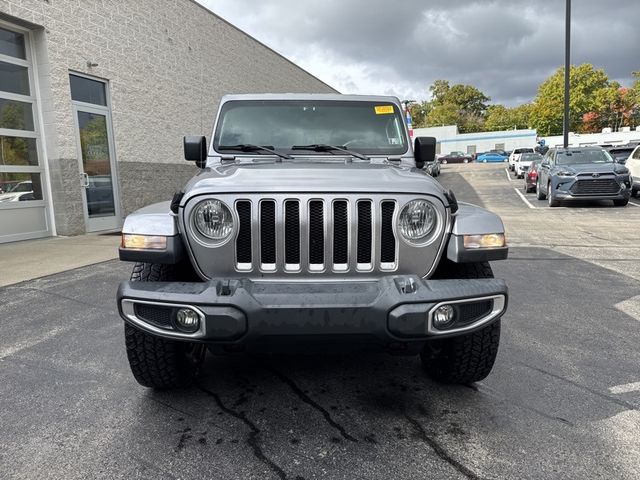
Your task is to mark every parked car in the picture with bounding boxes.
[606,144,637,165]
[0,181,33,202]
[116,94,509,389]
[508,148,535,171]
[477,152,508,163]
[536,147,632,207]
[439,151,473,164]
[626,144,640,196]
[524,158,544,193]
[515,152,543,179]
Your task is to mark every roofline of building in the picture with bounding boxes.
[188,0,339,94]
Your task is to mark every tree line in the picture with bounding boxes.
[409,64,640,136]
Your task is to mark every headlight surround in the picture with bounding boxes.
[556,170,575,177]
[398,199,438,244]
[192,199,234,242]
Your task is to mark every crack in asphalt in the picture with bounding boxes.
[265,366,358,442]
[404,414,482,480]
[197,385,288,480]
[518,362,638,411]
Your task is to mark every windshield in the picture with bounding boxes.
[213,100,408,156]
[556,149,613,165]
[609,149,632,161]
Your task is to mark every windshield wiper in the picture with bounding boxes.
[218,144,292,160]
[291,144,370,160]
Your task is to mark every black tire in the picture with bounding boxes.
[422,261,501,384]
[124,262,206,389]
[613,198,628,207]
[536,179,546,200]
[548,183,560,207]
[632,187,638,198]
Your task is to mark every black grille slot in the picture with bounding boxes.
[456,300,493,326]
[236,201,252,264]
[284,200,300,264]
[134,304,173,329]
[357,201,372,264]
[260,201,276,264]
[333,201,348,264]
[380,201,396,263]
[569,179,620,195]
[309,201,324,264]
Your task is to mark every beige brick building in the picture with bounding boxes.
[0,0,336,242]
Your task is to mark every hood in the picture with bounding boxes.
[183,160,448,198]
[554,162,627,174]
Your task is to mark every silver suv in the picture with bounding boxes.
[117,94,509,389]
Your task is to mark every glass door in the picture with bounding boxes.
[70,74,120,232]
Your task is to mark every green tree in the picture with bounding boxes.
[409,101,432,128]
[484,104,532,131]
[530,64,611,135]
[423,79,490,130]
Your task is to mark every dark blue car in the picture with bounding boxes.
[536,147,632,207]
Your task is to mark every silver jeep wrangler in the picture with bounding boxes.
[117,94,508,389]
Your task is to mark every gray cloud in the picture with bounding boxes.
[199,0,639,105]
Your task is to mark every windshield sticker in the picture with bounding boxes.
[374,105,394,115]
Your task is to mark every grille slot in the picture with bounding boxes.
[357,201,372,265]
[569,178,620,195]
[236,201,252,265]
[260,200,276,266]
[380,201,396,264]
[284,200,300,265]
[309,201,324,266]
[333,201,349,265]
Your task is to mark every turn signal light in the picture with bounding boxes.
[121,234,167,250]
[463,233,506,249]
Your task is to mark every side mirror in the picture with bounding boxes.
[184,135,207,168]
[414,137,436,169]
[541,160,550,167]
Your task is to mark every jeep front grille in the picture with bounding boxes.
[235,197,398,273]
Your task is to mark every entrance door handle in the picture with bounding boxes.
[81,172,89,188]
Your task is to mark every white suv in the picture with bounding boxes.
[508,148,534,171]
[627,145,640,197]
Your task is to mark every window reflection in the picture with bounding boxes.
[0,172,43,202]
[0,98,34,130]
[0,136,38,166]
[0,28,26,59]
[0,61,30,96]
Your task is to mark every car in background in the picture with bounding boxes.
[0,181,33,202]
[626,144,640,196]
[536,147,632,207]
[606,144,638,165]
[477,152,508,163]
[515,152,543,179]
[439,151,473,164]
[508,148,535,171]
[423,160,440,177]
[524,157,544,193]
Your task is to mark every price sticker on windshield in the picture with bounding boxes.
[374,105,394,115]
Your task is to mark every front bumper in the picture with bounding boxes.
[117,276,508,352]
[552,176,631,201]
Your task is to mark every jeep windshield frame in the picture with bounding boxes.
[212,100,409,157]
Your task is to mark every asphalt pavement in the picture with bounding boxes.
[1,163,639,479]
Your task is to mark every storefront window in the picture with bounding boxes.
[0,136,38,166]
[0,98,34,130]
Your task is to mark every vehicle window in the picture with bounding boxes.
[634,147,640,159]
[556,149,613,165]
[609,149,633,161]
[214,100,408,156]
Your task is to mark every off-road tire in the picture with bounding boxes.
[613,198,629,207]
[124,262,205,389]
[422,261,501,384]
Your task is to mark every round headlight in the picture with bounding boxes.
[398,200,437,243]
[193,199,234,241]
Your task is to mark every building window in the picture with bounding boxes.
[494,143,505,150]
[467,145,476,155]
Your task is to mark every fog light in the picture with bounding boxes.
[433,305,455,329]
[175,308,200,333]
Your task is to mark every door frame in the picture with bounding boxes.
[70,75,122,232]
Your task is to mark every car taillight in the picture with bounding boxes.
[528,170,537,179]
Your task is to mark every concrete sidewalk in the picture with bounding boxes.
[0,234,121,287]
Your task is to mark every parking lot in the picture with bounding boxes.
[1,162,639,480]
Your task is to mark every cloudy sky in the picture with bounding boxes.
[199,0,639,106]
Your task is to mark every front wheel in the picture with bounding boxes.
[548,183,560,207]
[422,261,501,384]
[536,179,546,200]
[124,262,206,389]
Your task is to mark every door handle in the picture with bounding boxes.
[81,172,89,188]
